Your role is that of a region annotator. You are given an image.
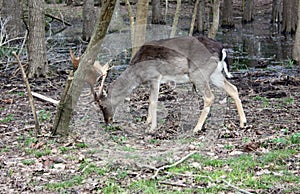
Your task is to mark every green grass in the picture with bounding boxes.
[253,95,270,107]
[79,160,107,176]
[21,159,36,166]
[75,142,88,148]
[38,109,51,123]
[44,175,83,191]
[1,113,15,123]
[59,146,71,154]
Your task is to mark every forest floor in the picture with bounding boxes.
[1,1,300,193]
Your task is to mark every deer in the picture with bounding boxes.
[69,48,111,101]
[97,36,247,133]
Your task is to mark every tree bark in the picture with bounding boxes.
[170,0,181,38]
[196,0,206,34]
[27,0,48,78]
[132,0,149,58]
[208,0,220,39]
[52,0,117,136]
[292,0,300,63]
[189,0,199,36]
[282,0,298,34]
[271,0,283,23]
[1,0,24,38]
[221,0,234,28]
[242,0,254,23]
[82,0,96,41]
[151,0,165,24]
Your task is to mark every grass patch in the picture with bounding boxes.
[75,142,88,148]
[253,95,270,107]
[21,159,35,166]
[1,113,15,123]
[33,148,51,158]
[44,175,83,191]
[79,160,107,176]
[38,109,52,123]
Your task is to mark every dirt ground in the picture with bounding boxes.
[0,1,300,193]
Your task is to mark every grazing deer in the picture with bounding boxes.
[97,36,247,133]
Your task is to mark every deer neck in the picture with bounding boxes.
[103,66,140,115]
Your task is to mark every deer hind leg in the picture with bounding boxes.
[193,84,215,133]
[223,79,247,127]
[147,79,161,131]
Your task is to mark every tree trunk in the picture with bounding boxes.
[132,0,149,58]
[1,0,24,38]
[27,0,48,78]
[271,0,283,23]
[189,0,199,36]
[151,0,165,24]
[196,0,206,34]
[52,0,117,136]
[208,0,220,39]
[242,0,254,23]
[292,0,300,63]
[282,0,298,34]
[221,0,234,28]
[82,0,96,41]
[170,0,181,38]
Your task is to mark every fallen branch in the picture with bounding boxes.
[159,180,204,189]
[45,13,72,26]
[152,151,197,179]
[32,91,59,105]
[12,52,40,136]
[0,125,35,137]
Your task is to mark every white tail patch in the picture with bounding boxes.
[221,49,233,78]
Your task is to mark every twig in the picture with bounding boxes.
[152,151,197,179]
[13,52,40,136]
[18,30,28,56]
[31,91,59,105]
[221,179,252,194]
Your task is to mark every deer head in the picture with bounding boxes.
[95,61,114,124]
[70,48,113,124]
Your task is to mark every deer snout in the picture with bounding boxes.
[100,105,113,124]
[104,115,113,124]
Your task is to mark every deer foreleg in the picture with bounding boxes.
[147,79,161,131]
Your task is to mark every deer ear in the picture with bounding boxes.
[93,61,110,76]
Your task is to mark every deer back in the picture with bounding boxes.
[130,36,224,78]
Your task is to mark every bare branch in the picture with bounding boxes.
[12,51,40,136]
[152,151,197,179]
